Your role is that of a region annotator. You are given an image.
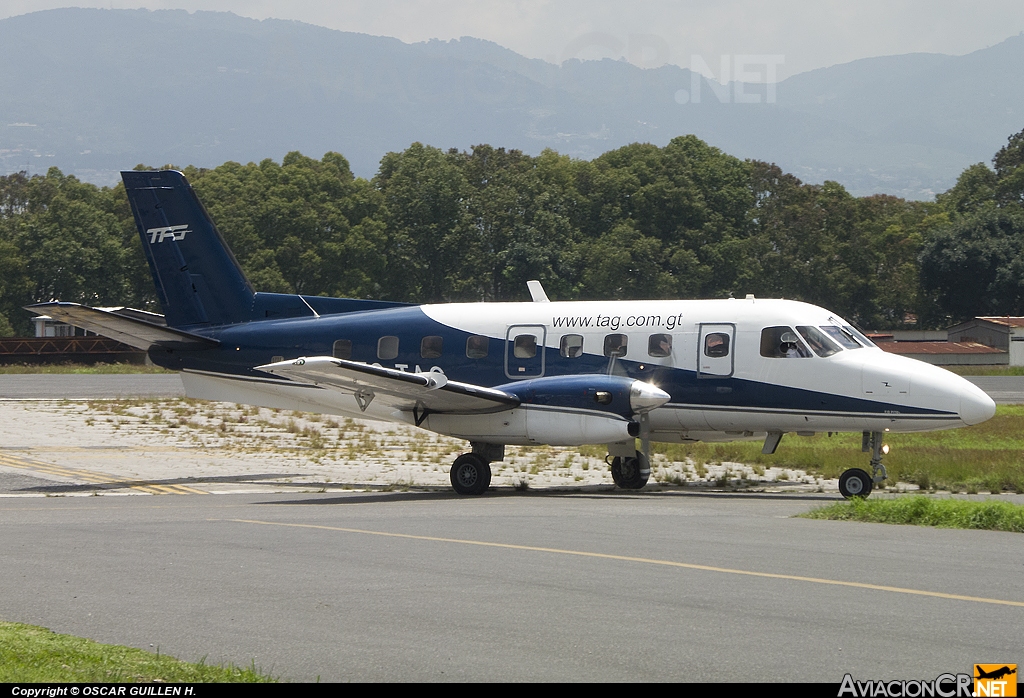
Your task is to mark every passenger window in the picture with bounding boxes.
[604,334,628,358]
[560,334,584,358]
[271,355,284,364]
[648,333,672,358]
[332,340,352,360]
[420,336,443,359]
[760,326,810,358]
[797,326,841,358]
[704,332,730,358]
[466,335,489,359]
[377,336,399,360]
[514,334,537,359]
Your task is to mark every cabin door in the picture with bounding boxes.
[505,324,547,379]
[697,323,735,378]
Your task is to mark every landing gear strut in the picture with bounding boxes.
[838,431,888,499]
[610,450,650,490]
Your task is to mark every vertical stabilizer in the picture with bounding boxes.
[122,170,254,328]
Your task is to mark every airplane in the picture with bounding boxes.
[975,666,1016,681]
[30,169,997,498]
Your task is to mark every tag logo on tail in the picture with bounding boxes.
[147,224,191,243]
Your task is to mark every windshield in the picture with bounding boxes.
[843,325,876,348]
[796,326,841,358]
[760,326,811,358]
[820,325,863,349]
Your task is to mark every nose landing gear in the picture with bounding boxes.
[838,431,888,499]
[609,450,651,490]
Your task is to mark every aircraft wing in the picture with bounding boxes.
[26,302,220,350]
[257,356,520,418]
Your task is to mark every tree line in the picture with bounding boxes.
[2,130,1024,337]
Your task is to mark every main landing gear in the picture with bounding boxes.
[610,450,650,490]
[449,443,503,495]
[838,431,889,499]
[450,453,492,495]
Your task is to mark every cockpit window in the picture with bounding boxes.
[843,325,876,348]
[796,326,841,358]
[760,326,811,358]
[820,325,862,349]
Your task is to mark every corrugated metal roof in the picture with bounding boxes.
[878,341,1005,355]
[974,317,1024,327]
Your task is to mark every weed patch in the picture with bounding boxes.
[654,406,1024,493]
[0,621,274,682]
[800,496,1024,532]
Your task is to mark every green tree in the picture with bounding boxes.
[451,145,583,301]
[187,152,387,299]
[374,143,471,302]
[936,163,998,215]
[919,208,1024,323]
[994,128,1024,208]
[581,136,754,300]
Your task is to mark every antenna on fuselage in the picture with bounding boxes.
[527,280,550,303]
[298,295,320,319]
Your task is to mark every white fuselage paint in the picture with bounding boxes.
[181,297,994,447]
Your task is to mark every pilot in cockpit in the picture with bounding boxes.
[780,332,802,357]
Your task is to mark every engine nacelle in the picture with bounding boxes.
[495,374,669,419]
[423,374,670,446]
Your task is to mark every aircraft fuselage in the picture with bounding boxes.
[155,297,994,445]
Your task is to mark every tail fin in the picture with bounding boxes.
[122,170,254,328]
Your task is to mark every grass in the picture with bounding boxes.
[0,621,276,682]
[0,362,172,374]
[942,365,1024,376]
[646,405,1024,494]
[801,496,1024,532]
[12,388,1024,493]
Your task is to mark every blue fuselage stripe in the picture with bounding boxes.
[151,306,953,419]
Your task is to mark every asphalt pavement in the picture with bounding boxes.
[1,372,1021,681]
[964,376,1024,403]
[0,491,1020,682]
[0,373,185,399]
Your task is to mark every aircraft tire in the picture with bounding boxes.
[450,453,491,495]
[838,468,873,499]
[611,451,650,490]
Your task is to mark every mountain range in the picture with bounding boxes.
[1,8,1022,198]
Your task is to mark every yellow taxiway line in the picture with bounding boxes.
[0,452,207,495]
[226,518,1024,609]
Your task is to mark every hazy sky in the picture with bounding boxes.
[1,1,1023,79]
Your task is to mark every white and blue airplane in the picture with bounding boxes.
[31,170,996,498]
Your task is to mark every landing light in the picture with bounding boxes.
[881,444,890,455]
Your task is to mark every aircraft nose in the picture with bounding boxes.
[960,382,996,426]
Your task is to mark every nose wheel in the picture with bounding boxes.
[838,468,872,498]
[839,431,888,499]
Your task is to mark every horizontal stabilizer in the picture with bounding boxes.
[257,357,520,417]
[27,302,220,351]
